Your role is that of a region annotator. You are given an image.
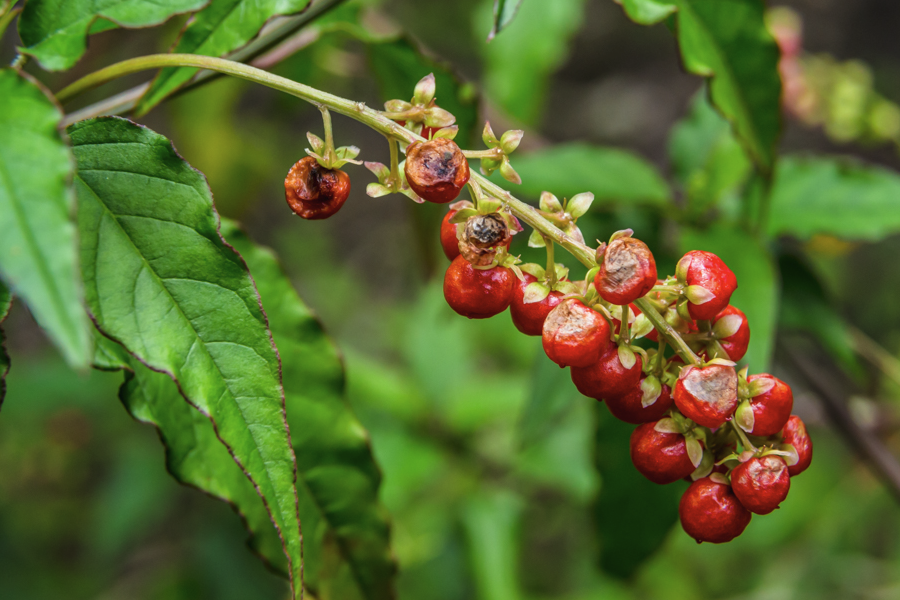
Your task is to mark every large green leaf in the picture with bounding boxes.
[17,0,206,71]
[768,155,900,242]
[223,221,396,600]
[679,225,779,371]
[479,0,585,126]
[0,69,90,368]
[0,281,10,410]
[136,0,311,114]
[503,143,671,207]
[69,117,302,599]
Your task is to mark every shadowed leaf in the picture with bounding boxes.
[0,281,10,410]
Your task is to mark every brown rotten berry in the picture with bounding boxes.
[542,299,611,368]
[405,138,470,203]
[510,273,563,336]
[284,156,351,219]
[673,364,739,429]
[630,420,696,484]
[595,236,657,305]
[731,455,790,515]
[679,476,751,544]
[571,343,642,400]
[459,213,512,266]
[443,255,515,319]
[781,415,813,476]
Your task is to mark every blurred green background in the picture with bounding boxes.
[4,0,900,598]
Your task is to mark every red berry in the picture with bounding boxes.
[731,455,790,515]
[542,299,611,368]
[595,236,657,306]
[630,420,696,484]
[443,255,514,319]
[781,415,813,476]
[571,343,642,400]
[510,273,563,336]
[746,374,793,436]
[611,304,658,342]
[284,156,351,219]
[713,305,750,361]
[606,381,673,424]
[673,364,739,428]
[682,250,737,321]
[440,209,461,260]
[679,477,751,543]
[405,138,470,203]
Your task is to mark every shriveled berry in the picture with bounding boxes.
[284,156,351,219]
[630,421,696,484]
[443,255,514,319]
[731,455,790,515]
[746,374,793,436]
[571,343,642,400]
[681,250,737,321]
[781,415,813,476]
[606,381,673,424]
[611,304,658,342]
[673,364,739,428]
[405,138,470,203]
[510,273,563,336]
[440,209,461,260]
[542,299,610,368]
[595,236,657,305]
[459,213,512,266]
[713,305,750,361]
[679,477,751,543]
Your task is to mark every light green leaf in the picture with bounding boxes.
[487,0,523,41]
[69,117,302,598]
[0,69,91,368]
[769,155,900,241]
[222,221,396,600]
[17,0,206,71]
[619,0,676,25]
[136,0,312,114]
[504,143,671,207]
[679,225,779,371]
[479,0,585,126]
[0,280,10,409]
[460,489,524,600]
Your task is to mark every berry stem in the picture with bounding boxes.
[620,306,631,344]
[386,135,400,188]
[634,298,702,366]
[545,237,557,287]
[730,420,757,452]
[462,148,504,159]
[318,105,337,165]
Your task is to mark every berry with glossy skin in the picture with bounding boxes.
[443,256,514,319]
[630,421,696,484]
[542,299,611,368]
[681,250,738,321]
[731,455,791,515]
[606,381,673,424]
[781,415,813,476]
[571,344,642,400]
[405,138,470,203]
[673,364,739,428]
[510,273,564,336]
[746,374,793,436]
[440,209,461,260]
[679,477,751,543]
[595,236,657,305]
[284,156,351,219]
[713,305,750,361]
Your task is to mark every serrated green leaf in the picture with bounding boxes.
[69,117,302,598]
[136,0,312,114]
[0,280,10,410]
[222,221,396,600]
[0,69,91,368]
[487,0,524,41]
[18,0,206,71]
[768,155,900,241]
[502,143,671,207]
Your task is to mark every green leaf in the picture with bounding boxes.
[479,0,585,126]
[460,489,524,600]
[518,352,579,447]
[594,405,682,579]
[619,0,676,25]
[768,155,900,242]
[69,117,303,599]
[17,0,206,71]
[0,280,10,410]
[487,0,523,41]
[222,221,396,600]
[503,143,671,207]
[136,0,312,114]
[679,225,779,371]
[0,69,91,368]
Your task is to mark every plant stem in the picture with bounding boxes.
[386,136,400,188]
[730,420,756,452]
[634,298,701,366]
[545,238,557,287]
[620,305,631,344]
[462,148,503,159]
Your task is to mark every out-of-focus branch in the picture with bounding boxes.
[849,326,900,390]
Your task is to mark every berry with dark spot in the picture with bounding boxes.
[673,364,739,428]
[595,236,657,305]
[284,156,351,219]
[405,138,470,203]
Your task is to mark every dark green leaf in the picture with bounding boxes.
[768,155,900,242]
[679,225,779,371]
[487,0,523,41]
[222,221,396,600]
[0,69,91,368]
[136,0,312,114]
[460,490,524,600]
[69,117,302,599]
[619,0,676,25]
[503,143,671,207]
[17,0,206,71]
[518,351,579,447]
[0,280,10,410]
[593,405,682,579]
